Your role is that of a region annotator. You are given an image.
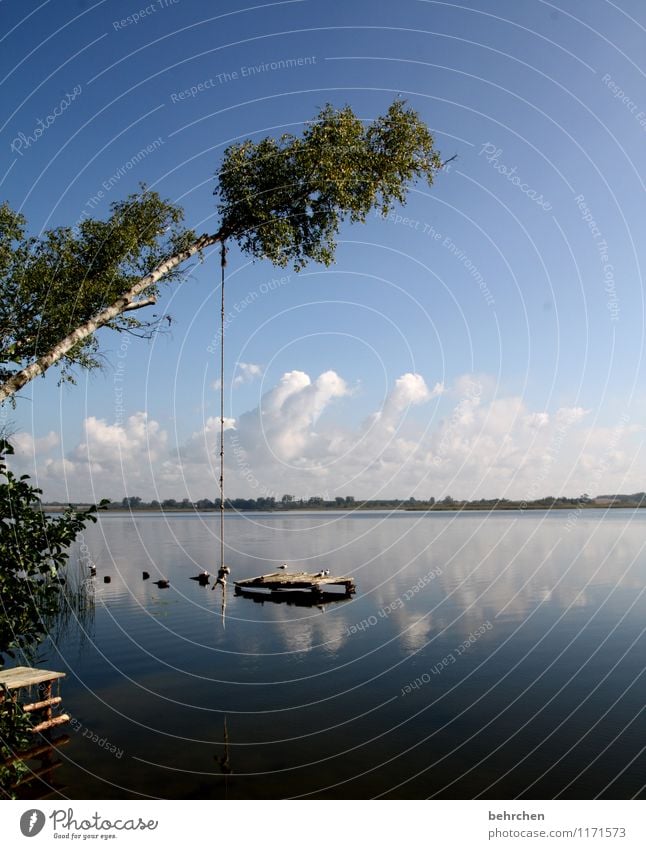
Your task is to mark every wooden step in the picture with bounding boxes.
[30,714,71,734]
[23,696,62,713]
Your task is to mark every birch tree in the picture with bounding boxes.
[0,99,442,404]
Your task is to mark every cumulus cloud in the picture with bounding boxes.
[374,374,443,433]
[235,369,349,466]
[9,413,169,501]
[6,371,645,503]
[233,362,263,387]
[10,430,59,455]
[74,413,167,466]
[212,362,264,391]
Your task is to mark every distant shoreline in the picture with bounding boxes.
[42,501,646,514]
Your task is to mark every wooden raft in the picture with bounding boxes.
[235,571,356,596]
[0,666,70,734]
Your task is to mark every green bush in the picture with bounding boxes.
[0,438,106,664]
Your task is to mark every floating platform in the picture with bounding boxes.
[234,571,356,598]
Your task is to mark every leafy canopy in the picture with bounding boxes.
[0,98,442,393]
[0,190,194,387]
[216,99,442,269]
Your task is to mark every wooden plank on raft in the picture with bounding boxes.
[235,571,356,593]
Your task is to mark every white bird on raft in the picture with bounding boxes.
[279,563,288,570]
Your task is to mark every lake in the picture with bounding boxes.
[22,509,646,799]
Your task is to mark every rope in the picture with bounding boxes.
[219,242,227,573]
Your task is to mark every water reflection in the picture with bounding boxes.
[5,734,71,799]
[32,510,646,799]
[235,588,353,608]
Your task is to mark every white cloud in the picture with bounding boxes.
[212,362,264,391]
[6,371,645,503]
[74,412,166,465]
[10,430,59,455]
[233,362,263,387]
[373,373,443,433]
[9,413,168,501]
[236,369,349,464]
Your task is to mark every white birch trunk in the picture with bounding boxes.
[0,232,221,404]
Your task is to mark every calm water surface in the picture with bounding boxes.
[25,509,646,799]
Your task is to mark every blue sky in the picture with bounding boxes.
[2,0,645,501]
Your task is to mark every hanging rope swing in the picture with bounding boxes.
[215,241,230,596]
[209,242,357,606]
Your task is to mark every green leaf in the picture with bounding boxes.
[215,99,442,270]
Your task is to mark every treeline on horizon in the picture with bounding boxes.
[43,492,646,511]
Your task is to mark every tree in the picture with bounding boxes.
[0,437,109,795]
[0,439,106,664]
[0,191,194,402]
[0,99,442,403]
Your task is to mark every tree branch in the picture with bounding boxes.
[122,296,157,312]
[0,230,222,404]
